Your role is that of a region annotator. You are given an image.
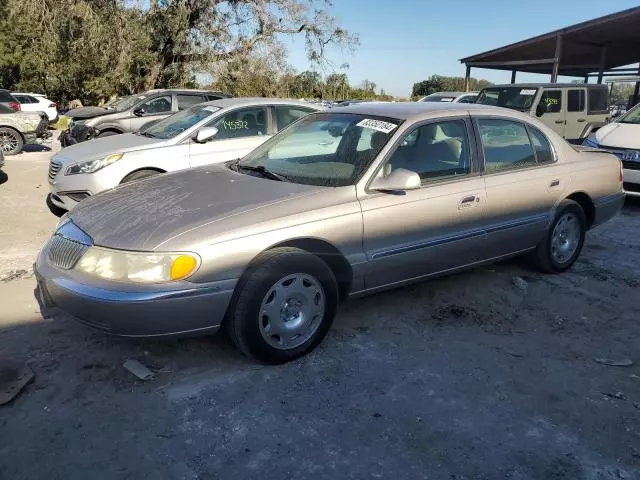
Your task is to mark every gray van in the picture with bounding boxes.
[60,89,230,147]
[476,83,610,143]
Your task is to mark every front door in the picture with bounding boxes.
[565,88,587,141]
[129,94,174,132]
[189,106,271,167]
[475,117,567,258]
[359,118,488,289]
[539,89,565,138]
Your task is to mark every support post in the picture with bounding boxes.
[583,74,588,83]
[510,71,517,84]
[597,47,607,84]
[551,34,563,83]
[632,64,640,108]
[464,65,471,92]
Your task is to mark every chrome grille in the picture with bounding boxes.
[47,235,89,270]
[48,160,62,182]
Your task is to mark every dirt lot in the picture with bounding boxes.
[0,146,639,480]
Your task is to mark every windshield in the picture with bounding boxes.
[618,103,640,124]
[476,87,539,111]
[421,95,456,103]
[238,113,400,187]
[104,95,131,110]
[143,104,220,139]
[115,94,147,112]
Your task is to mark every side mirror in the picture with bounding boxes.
[133,107,145,117]
[535,102,547,117]
[194,126,218,143]
[369,168,421,193]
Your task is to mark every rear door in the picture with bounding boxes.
[475,116,565,258]
[189,106,271,167]
[565,88,587,140]
[539,89,565,137]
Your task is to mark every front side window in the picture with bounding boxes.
[540,90,562,113]
[274,106,314,131]
[618,103,640,125]
[13,95,29,104]
[478,119,536,172]
[457,95,477,104]
[527,126,554,163]
[238,113,400,187]
[144,104,219,139]
[140,95,172,114]
[476,87,538,111]
[588,88,609,114]
[384,120,470,181]
[209,107,268,140]
[177,94,206,110]
[568,89,585,112]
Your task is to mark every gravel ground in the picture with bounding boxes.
[0,148,639,480]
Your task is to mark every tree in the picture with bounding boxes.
[411,75,492,98]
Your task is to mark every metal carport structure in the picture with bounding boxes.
[460,7,640,103]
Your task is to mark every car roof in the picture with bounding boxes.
[144,88,228,95]
[331,101,510,120]
[425,91,478,97]
[485,83,607,89]
[200,97,322,109]
[11,92,45,96]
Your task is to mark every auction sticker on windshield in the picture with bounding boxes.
[356,119,397,134]
[520,89,537,95]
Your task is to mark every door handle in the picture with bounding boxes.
[459,194,480,208]
[554,120,565,124]
[577,118,586,122]
[549,179,560,188]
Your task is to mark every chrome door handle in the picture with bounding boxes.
[554,120,565,124]
[577,118,586,122]
[549,179,560,187]
[459,195,480,208]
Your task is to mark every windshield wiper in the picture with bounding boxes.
[236,163,289,182]
[139,131,155,138]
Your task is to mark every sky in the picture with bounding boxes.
[281,0,640,97]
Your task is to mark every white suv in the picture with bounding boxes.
[12,93,58,122]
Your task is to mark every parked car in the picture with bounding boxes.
[46,98,323,215]
[583,102,640,197]
[0,142,4,169]
[476,83,610,143]
[59,89,230,147]
[0,89,21,112]
[11,92,58,122]
[35,102,624,363]
[0,103,50,155]
[418,91,478,103]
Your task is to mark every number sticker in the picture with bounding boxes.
[356,119,397,134]
[440,98,454,102]
[520,89,537,95]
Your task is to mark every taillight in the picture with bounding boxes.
[8,101,20,111]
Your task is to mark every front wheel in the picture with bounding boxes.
[120,169,161,184]
[532,200,586,273]
[0,127,24,155]
[225,247,338,364]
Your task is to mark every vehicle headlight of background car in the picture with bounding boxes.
[74,247,200,283]
[65,153,124,175]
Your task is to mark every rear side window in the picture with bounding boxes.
[177,94,205,110]
[477,118,536,172]
[526,126,554,163]
[457,95,477,104]
[274,106,314,131]
[588,88,609,114]
[541,90,562,113]
[568,90,585,112]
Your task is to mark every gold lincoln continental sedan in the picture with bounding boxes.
[35,102,624,363]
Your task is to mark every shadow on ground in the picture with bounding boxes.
[0,170,7,185]
[22,144,52,153]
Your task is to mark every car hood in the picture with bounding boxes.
[69,164,324,251]
[65,106,112,120]
[594,123,640,149]
[53,133,166,165]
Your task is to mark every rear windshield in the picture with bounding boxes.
[476,87,539,112]
[0,91,15,102]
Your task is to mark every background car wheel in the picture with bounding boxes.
[225,247,338,364]
[0,127,24,156]
[120,169,161,184]
[97,131,118,138]
[532,199,586,273]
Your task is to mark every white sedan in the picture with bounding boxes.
[12,92,58,122]
[46,98,323,215]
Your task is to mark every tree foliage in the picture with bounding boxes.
[411,75,492,98]
[0,0,357,104]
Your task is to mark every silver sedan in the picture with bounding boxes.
[35,102,624,363]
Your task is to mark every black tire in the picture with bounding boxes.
[0,127,24,156]
[120,169,161,184]
[532,200,586,273]
[225,247,338,364]
[97,130,118,138]
[46,194,68,218]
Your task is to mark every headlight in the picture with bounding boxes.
[582,136,599,148]
[65,153,123,175]
[74,247,200,283]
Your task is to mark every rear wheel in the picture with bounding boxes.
[120,169,161,184]
[532,200,586,273]
[0,127,24,155]
[225,247,338,364]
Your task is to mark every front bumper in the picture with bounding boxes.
[623,168,640,198]
[59,123,97,147]
[34,248,237,337]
